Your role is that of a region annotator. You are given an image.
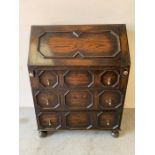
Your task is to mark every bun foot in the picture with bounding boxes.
[111,130,119,138]
[39,131,48,137]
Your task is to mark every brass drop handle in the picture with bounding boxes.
[47,79,50,86]
[29,72,34,77]
[107,78,111,86]
[43,98,49,106]
[123,70,128,76]
[106,120,110,126]
[108,98,112,106]
[83,95,86,98]
[45,99,49,106]
[48,120,52,126]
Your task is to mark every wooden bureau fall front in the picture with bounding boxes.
[28,25,130,137]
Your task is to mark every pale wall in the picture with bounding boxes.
[19,0,135,108]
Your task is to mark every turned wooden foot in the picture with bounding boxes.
[111,130,119,138]
[39,131,48,137]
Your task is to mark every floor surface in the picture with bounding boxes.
[19,108,135,155]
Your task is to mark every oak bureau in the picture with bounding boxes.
[28,25,130,137]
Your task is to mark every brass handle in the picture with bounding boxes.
[106,120,110,126]
[48,120,52,126]
[43,98,49,106]
[47,79,50,86]
[45,99,49,106]
[108,98,112,106]
[123,70,128,76]
[107,78,111,86]
[29,72,34,77]
[83,95,86,98]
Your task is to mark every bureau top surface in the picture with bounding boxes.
[28,24,130,67]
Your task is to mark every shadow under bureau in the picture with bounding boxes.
[28,24,130,137]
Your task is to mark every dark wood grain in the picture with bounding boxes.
[28,25,130,137]
[39,31,120,58]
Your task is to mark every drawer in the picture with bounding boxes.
[98,90,123,109]
[34,89,123,110]
[33,69,120,89]
[37,111,120,130]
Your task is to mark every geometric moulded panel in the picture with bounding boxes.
[97,112,119,129]
[64,70,93,87]
[38,112,61,129]
[39,71,58,88]
[36,91,59,109]
[98,90,122,109]
[64,90,93,109]
[101,70,120,87]
[65,112,92,129]
[38,31,120,58]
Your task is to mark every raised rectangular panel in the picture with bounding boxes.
[38,31,120,58]
[65,90,93,109]
[65,112,92,129]
[64,70,93,87]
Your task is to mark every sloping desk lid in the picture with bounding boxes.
[28,25,130,67]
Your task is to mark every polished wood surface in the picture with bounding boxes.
[38,31,120,58]
[28,25,131,137]
[28,24,130,67]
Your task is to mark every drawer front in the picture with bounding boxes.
[64,90,93,109]
[37,111,120,130]
[31,69,121,89]
[34,89,123,110]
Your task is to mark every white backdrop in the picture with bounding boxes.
[19,0,135,108]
